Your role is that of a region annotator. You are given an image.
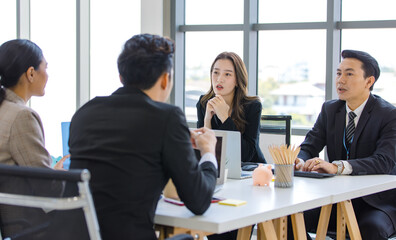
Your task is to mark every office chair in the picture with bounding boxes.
[0,163,101,240]
[260,115,292,163]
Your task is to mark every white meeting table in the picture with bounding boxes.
[155,175,396,240]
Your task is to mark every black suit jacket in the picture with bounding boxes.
[68,86,217,240]
[196,96,265,163]
[299,94,396,228]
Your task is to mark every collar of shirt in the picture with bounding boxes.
[345,97,369,126]
[5,88,25,106]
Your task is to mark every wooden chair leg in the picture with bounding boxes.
[339,200,362,240]
[291,213,307,240]
[316,204,332,240]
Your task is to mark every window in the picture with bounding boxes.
[30,0,76,158]
[185,0,243,25]
[258,30,326,127]
[0,0,16,44]
[258,0,326,23]
[342,0,396,21]
[90,0,141,98]
[342,29,396,106]
[174,0,396,148]
[185,31,243,122]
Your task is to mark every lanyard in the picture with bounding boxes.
[343,127,354,160]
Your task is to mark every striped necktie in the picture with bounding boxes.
[346,111,357,146]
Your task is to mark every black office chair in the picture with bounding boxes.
[0,164,194,240]
[0,163,101,240]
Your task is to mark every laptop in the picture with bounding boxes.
[195,131,227,192]
[212,130,253,179]
[61,121,71,169]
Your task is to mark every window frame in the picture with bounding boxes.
[169,0,396,135]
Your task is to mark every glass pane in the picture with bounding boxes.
[258,30,326,128]
[30,0,76,158]
[342,0,396,21]
[90,0,141,97]
[185,31,243,122]
[342,29,396,107]
[259,0,326,23]
[185,0,243,25]
[0,0,16,44]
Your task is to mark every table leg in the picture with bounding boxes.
[291,213,307,240]
[257,220,278,240]
[156,226,211,240]
[155,225,166,240]
[273,216,287,240]
[336,203,346,240]
[316,204,332,240]
[339,200,362,240]
[237,225,253,240]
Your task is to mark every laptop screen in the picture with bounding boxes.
[61,122,71,169]
[194,135,226,185]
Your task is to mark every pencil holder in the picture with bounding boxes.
[274,164,294,188]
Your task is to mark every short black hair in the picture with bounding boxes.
[117,34,175,90]
[341,49,380,91]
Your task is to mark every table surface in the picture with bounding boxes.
[154,174,396,234]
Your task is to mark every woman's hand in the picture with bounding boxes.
[204,101,215,128]
[53,154,70,170]
[208,95,230,123]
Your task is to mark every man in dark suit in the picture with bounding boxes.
[68,34,218,240]
[294,50,396,240]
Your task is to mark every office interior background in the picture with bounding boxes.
[1,0,396,160]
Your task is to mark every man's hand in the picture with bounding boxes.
[191,127,216,156]
[302,157,337,174]
[294,158,304,171]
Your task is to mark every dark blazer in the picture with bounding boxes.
[299,94,396,228]
[68,86,217,240]
[197,96,265,163]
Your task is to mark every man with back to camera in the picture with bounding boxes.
[290,50,396,239]
[67,34,218,239]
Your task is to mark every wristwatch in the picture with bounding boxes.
[332,161,344,175]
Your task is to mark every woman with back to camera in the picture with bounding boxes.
[0,39,67,169]
[197,51,265,164]
[0,39,68,239]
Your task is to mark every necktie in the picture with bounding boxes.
[346,111,357,146]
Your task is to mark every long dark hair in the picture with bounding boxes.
[200,52,259,133]
[0,39,43,105]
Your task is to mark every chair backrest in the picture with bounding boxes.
[260,115,292,164]
[0,164,101,240]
